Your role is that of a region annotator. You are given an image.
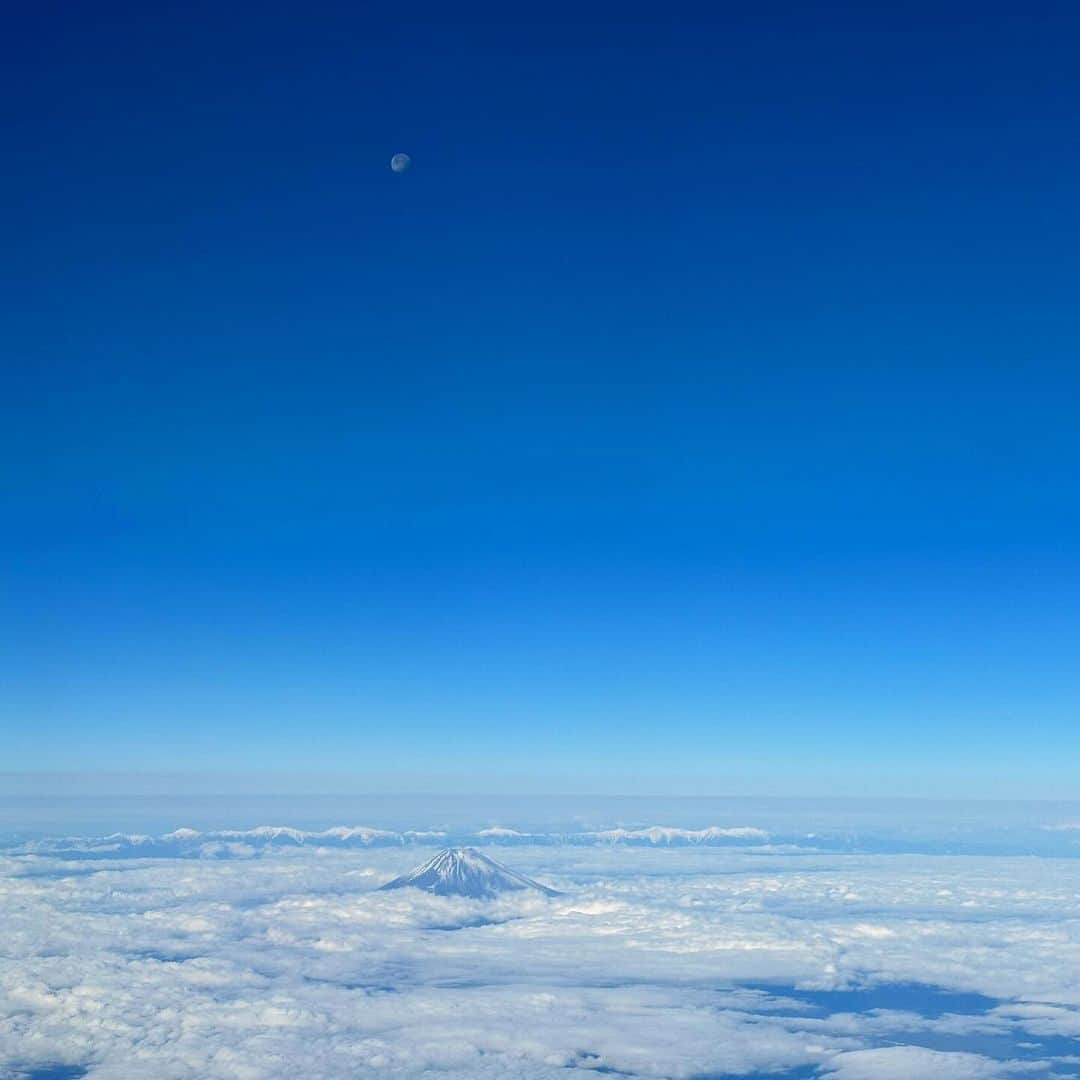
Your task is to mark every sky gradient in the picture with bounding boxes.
[4,1,1080,795]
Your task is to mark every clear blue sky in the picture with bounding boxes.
[4,1,1079,796]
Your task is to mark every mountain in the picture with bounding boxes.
[379,847,561,899]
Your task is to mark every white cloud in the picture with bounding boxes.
[819,1046,1043,1079]
[3,844,1080,1077]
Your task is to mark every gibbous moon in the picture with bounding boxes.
[390,153,411,173]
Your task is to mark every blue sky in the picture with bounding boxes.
[4,1,1079,794]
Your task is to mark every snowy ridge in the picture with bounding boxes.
[380,847,561,898]
[9,822,770,859]
[14,826,443,859]
[586,826,769,844]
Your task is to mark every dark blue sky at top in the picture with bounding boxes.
[4,1,1079,794]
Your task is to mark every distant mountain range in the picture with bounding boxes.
[380,847,561,899]
[10,824,769,859]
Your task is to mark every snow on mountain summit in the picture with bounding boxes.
[380,847,561,899]
[9,822,771,860]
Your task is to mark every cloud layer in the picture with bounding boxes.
[3,843,1080,1078]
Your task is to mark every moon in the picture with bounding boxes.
[390,153,411,173]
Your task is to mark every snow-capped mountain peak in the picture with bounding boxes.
[380,847,560,899]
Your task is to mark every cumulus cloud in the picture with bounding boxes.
[820,1046,1043,1079]
[3,843,1080,1077]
